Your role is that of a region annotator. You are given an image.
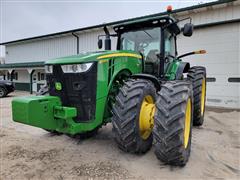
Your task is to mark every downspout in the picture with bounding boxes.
[72,32,79,54]
[10,70,15,81]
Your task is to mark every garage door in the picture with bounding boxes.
[178,23,240,109]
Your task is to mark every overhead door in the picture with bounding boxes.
[178,23,240,109]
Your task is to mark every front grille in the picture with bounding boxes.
[46,62,97,122]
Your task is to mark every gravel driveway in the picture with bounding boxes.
[0,91,239,179]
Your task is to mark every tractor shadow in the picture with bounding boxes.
[64,124,114,145]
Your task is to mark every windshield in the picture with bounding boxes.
[119,27,160,57]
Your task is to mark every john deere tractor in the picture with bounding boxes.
[12,10,207,166]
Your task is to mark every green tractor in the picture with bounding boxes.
[12,12,207,166]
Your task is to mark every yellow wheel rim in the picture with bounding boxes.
[184,98,192,148]
[139,95,156,140]
[201,78,206,116]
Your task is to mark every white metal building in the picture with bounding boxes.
[0,0,239,108]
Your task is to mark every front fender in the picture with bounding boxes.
[166,60,190,80]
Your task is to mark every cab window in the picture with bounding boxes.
[165,31,176,58]
[120,27,161,58]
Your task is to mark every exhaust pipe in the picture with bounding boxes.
[104,26,111,50]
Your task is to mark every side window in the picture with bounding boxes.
[165,32,176,57]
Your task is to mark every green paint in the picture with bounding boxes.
[165,59,181,80]
[55,82,62,91]
[11,49,185,135]
[10,19,187,135]
[12,96,62,130]
[12,50,142,135]
[11,46,185,135]
[45,50,140,65]
[12,96,79,134]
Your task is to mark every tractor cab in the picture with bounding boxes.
[98,15,193,78]
[115,16,179,76]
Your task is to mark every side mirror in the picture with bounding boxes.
[98,39,103,49]
[183,23,193,37]
[104,37,111,50]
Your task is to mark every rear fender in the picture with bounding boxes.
[166,61,190,80]
[176,62,190,80]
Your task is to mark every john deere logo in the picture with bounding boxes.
[55,82,62,91]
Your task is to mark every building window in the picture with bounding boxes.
[41,73,45,80]
[206,77,216,82]
[228,77,240,83]
[38,72,45,81]
[13,72,18,80]
[6,72,18,80]
[7,72,10,80]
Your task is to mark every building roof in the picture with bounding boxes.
[0,0,236,46]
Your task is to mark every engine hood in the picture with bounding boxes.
[45,50,141,65]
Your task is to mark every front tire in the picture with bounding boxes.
[0,87,7,98]
[153,81,193,166]
[187,66,206,126]
[112,79,156,154]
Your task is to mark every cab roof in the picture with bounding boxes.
[114,16,172,32]
[113,16,180,35]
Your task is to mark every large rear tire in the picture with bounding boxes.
[187,66,206,126]
[153,81,193,166]
[112,79,156,153]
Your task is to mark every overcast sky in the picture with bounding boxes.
[0,0,215,56]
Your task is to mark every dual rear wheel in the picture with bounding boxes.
[112,67,206,166]
[153,81,193,166]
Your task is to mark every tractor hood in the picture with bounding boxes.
[45,50,141,65]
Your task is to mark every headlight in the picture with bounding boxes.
[61,63,93,73]
[45,65,53,73]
